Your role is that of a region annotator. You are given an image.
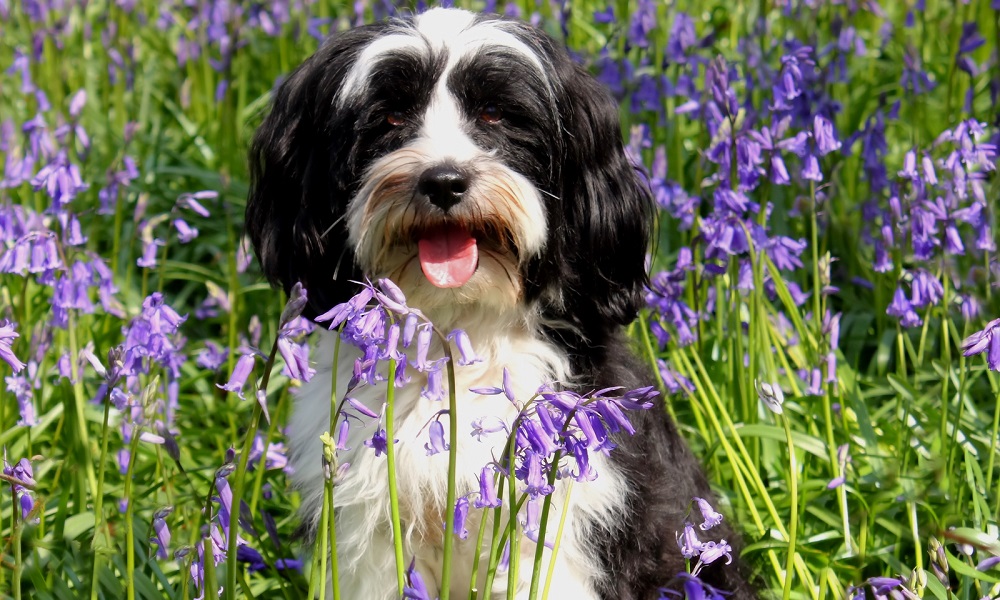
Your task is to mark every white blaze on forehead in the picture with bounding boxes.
[414,88,480,162]
[337,8,546,106]
[415,8,545,76]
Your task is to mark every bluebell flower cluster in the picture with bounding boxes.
[317,278,471,404]
[660,497,734,599]
[458,377,659,544]
[846,575,919,600]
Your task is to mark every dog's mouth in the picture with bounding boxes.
[392,218,517,289]
[417,223,479,288]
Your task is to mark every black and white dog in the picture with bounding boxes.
[246,8,754,599]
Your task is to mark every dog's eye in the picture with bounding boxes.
[386,111,406,127]
[479,104,502,124]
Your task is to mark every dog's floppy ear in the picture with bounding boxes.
[246,27,383,318]
[550,56,654,327]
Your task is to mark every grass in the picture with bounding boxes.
[1,0,999,598]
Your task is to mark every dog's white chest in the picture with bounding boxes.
[288,324,620,599]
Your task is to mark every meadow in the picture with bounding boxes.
[1,0,999,599]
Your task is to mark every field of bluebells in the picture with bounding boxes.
[2,0,999,599]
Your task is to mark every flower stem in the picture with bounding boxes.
[12,487,22,600]
[316,482,331,598]
[384,357,406,596]
[780,414,798,600]
[123,414,145,600]
[440,341,460,600]
[541,481,573,600]
[528,452,561,599]
[328,334,342,600]
[226,337,278,600]
[90,392,114,600]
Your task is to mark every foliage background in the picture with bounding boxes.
[1,0,999,599]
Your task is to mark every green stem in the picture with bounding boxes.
[384,357,406,596]
[986,370,1000,498]
[809,181,822,336]
[317,482,331,599]
[123,416,145,600]
[440,342,460,600]
[90,393,114,600]
[528,453,561,599]
[541,481,573,600]
[780,415,798,600]
[13,486,22,600]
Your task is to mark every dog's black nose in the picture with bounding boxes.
[418,165,469,212]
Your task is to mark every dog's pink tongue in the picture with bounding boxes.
[418,224,478,288]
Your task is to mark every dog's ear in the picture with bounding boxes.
[549,57,655,327]
[246,28,382,318]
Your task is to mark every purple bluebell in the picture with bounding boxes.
[3,454,37,523]
[666,13,696,64]
[886,287,922,328]
[31,150,87,211]
[150,506,174,560]
[475,465,502,508]
[402,558,432,600]
[425,419,449,456]
[196,341,228,371]
[453,496,470,539]
[218,353,256,398]
[279,282,308,326]
[697,539,733,566]
[676,522,702,559]
[278,336,314,382]
[901,47,935,94]
[962,318,1000,371]
[6,374,35,427]
[592,6,614,24]
[173,219,198,243]
[627,0,656,48]
[365,428,393,457]
[908,269,943,309]
[694,497,723,530]
[0,320,26,372]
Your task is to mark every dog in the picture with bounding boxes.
[245,8,755,599]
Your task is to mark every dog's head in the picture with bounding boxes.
[246,8,653,329]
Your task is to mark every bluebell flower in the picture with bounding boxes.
[424,419,449,456]
[453,496,470,539]
[0,320,26,373]
[666,13,696,64]
[592,6,614,24]
[694,497,723,530]
[677,522,703,559]
[962,318,1000,371]
[901,47,935,94]
[886,286,923,328]
[218,353,256,398]
[403,558,433,600]
[627,0,656,48]
[3,453,37,523]
[697,540,733,566]
[150,506,174,559]
[475,465,502,508]
[6,375,35,427]
[365,428,395,457]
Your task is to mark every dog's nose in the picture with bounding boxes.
[418,166,469,212]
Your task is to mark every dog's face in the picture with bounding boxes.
[247,8,653,329]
